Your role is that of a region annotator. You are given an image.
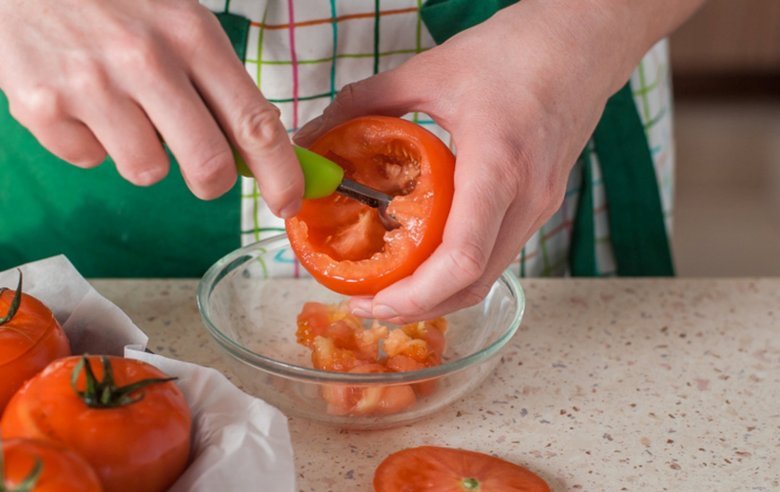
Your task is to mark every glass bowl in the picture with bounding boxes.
[197,235,524,429]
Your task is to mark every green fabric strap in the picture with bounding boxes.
[216,12,250,62]
[569,149,598,276]
[421,0,674,276]
[593,84,675,276]
[421,0,518,42]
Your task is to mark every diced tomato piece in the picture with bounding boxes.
[385,355,438,397]
[384,328,430,362]
[321,364,416,417]
[401,319,447,364]
[354,321,389,361]
[311,336,369,372]
[297,302,362,350]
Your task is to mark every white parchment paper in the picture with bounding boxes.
[0,256,296,492]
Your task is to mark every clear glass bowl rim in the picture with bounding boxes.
[197,234,525,384]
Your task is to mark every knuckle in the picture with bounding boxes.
[532,175,567,217]
[447,243,487,283]
[236,106,285,151]
[460,283,491,308]
[187,149,233,183]
[118,36,164,74]
[9,85,64,124]
[69,62,111,95]
[400,293,432,318]
[262,178,300,207]
[327,83,359,115]
[545,185,567,215]
[169,5,217,49]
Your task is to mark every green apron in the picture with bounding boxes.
[0,3,673,278]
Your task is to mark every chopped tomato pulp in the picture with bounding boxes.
[296,302,448,416]
[286,116,455,295]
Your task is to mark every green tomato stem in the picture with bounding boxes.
[462,478,480,490]
[0,438,43,492]
[0,270,23,327]
[71,355,177,409]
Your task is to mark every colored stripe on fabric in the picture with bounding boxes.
[328,0,338,100]
[267,92,331,104]
[255,7,269,90]
[247,49,419,65]
[287,0,300,131]
[252,6,270,241]
[250,7,417,30]
[286,0,301,276]
[373,0,381,74]
[412,0,423,124]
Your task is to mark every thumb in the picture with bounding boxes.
[294,64,423,147]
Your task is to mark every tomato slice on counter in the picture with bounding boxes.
[1,355,191,492]
[0,272,71,414]
[374,446,551,492]
[286,116,455,296]
[1,438,103,492]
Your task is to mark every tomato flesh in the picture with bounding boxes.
[287,116,454,295]
[296,302,447,416]
[374,446,551,492]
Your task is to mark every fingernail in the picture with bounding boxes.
[279,199,301,219]
[350,298,373,318]
[351,307,372,318]
[294,116,324,143]
[133,168,166,187]
[372,304,398,319]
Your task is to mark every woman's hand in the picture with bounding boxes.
[0,0,302,215]
[296,0,685,322]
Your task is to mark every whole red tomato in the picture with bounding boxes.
[1,355,191,492]
[374,446,551,492]
[286,116,455,295]
[0,272,71,415]
[1,438,102,492]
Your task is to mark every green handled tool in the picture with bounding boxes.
[235,145,400,229]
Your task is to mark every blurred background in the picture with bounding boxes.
[670,0,780,276]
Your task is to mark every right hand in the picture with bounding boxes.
[0,0,302,215]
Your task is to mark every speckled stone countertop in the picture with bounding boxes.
[91,279,780,491]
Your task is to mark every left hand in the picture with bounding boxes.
[295,1,651,322]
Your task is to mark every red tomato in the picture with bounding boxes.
[286,116,455,295]
[0,272,71,414]
[1,356,191,492]
[1,438,102,492]
[374,446,551,492]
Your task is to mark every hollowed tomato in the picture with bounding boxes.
[286,116,455,295]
